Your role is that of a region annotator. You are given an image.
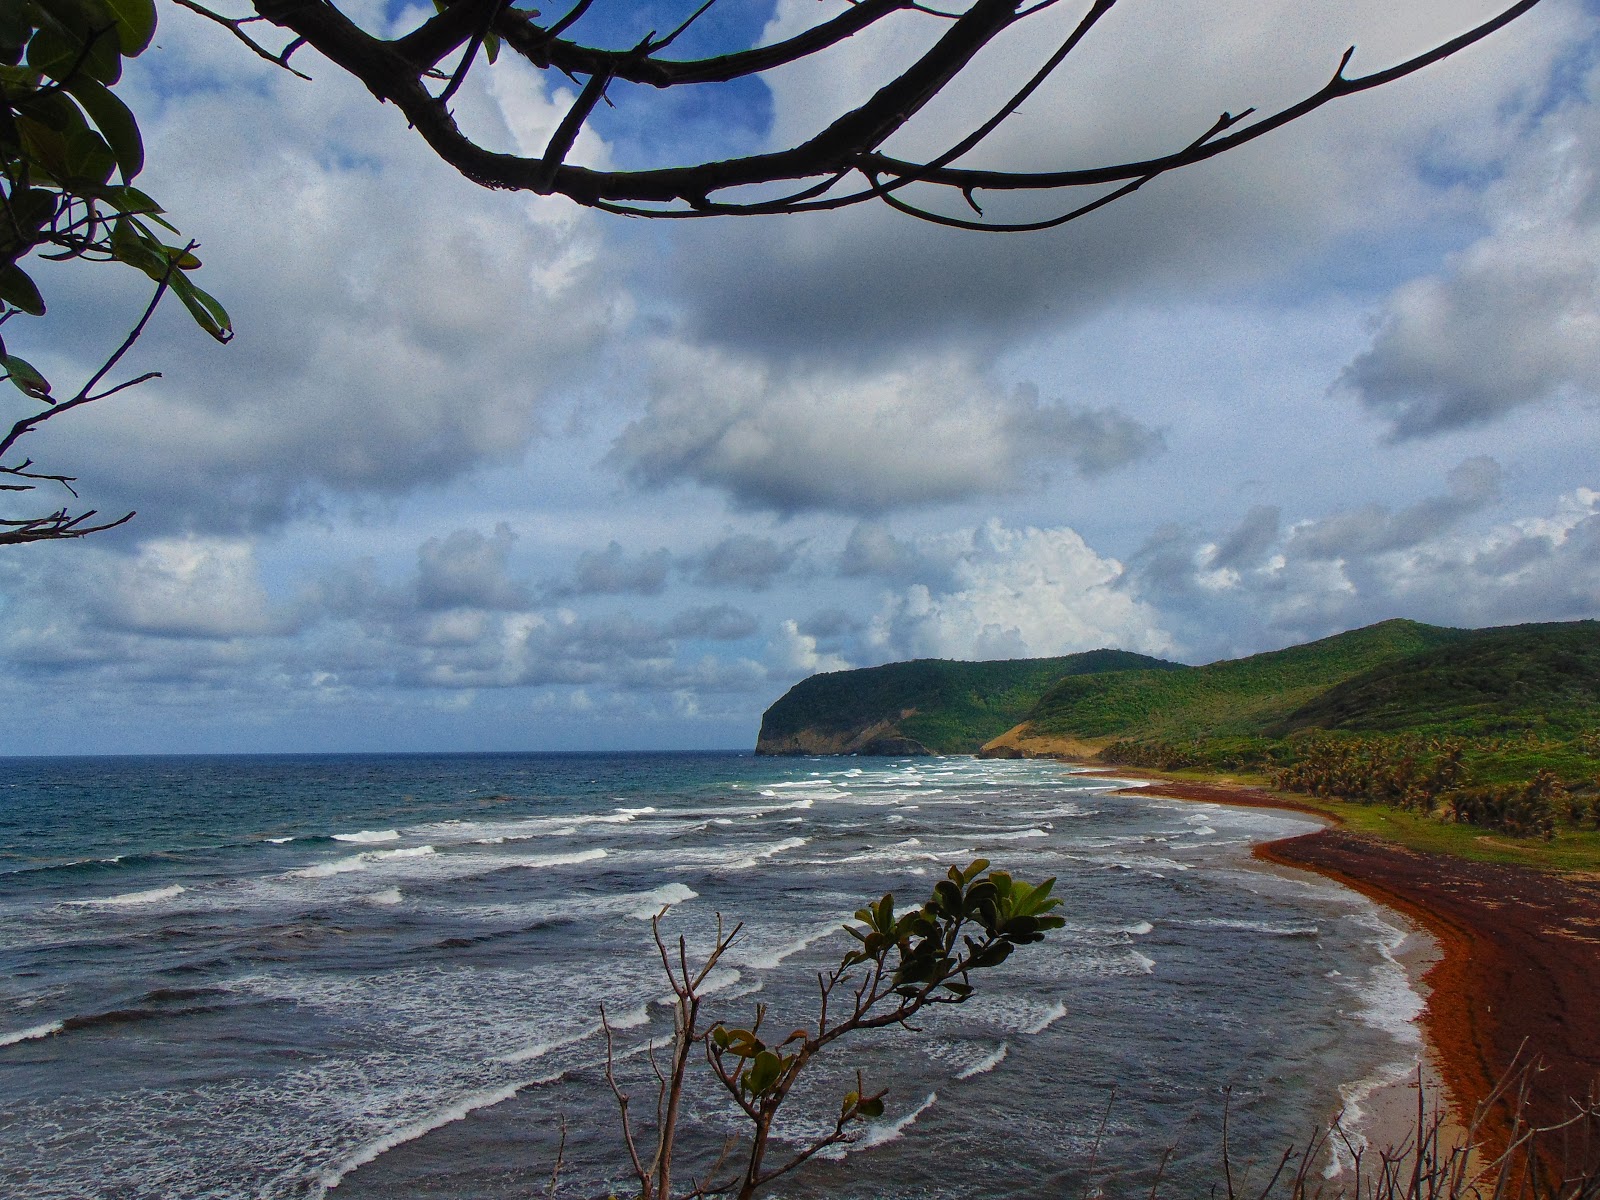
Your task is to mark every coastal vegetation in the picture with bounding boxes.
[1068,621,1600,840]
[755,649,1180,755]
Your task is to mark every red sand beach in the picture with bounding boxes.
[1123,779,1600,1175]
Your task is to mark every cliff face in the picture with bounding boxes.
[756,715,934,757]
[754,650,1183,756]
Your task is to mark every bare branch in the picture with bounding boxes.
[171,0,313,79]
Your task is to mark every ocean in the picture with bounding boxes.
[0,751,1426,1198]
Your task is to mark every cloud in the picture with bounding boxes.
[659,0,1579,362]
[1286,456,1503,560]
[611,343,1162,514]
[868,519,1176,661]
[1341,58,1600,436]
[770,619,852,677]
[82,536,298,640]
[19,26,627,533]
[689,533,806,590]
[557,541,673,597]
[415,524,532,611]
[1124,466,1600,657]
[667,604,760,640]
[838,522,928,582]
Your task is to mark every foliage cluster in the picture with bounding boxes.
[757,649,1180,754]
[600,859,1063,1200]
[2,0,229,542]
[1098,729,1600,839]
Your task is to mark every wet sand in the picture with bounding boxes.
[1122,779,1600,1177]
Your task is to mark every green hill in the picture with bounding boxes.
[1276,620,1600,738]
[1017,618,1600,747]
[1023,618,1467,743]
[755,650,1182,756]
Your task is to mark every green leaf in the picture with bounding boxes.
[0,264,46,314]
[99,183,161,215]
[858,1096,884,1119]
[3,353,52,399]
[63,123,115,184]
[167,273,233,343]
[64,72,141,179]
[100,0,155,56]
[746,1050,781,1096]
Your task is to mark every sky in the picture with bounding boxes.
[2,0,1598,755]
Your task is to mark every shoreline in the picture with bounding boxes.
[1108,774,1600,1178]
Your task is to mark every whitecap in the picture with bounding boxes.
[66,884,186,907]
[629,883,698,919]
[956,1044,1009,1079]
[825,1092,938,1158]
[1023,1001,1068,1034]
[331,830,400,844]
[361,888,403,906]
[1189,918,1319,938]
[1129,951,1156,975]
[0,1019,64,1047]
[511,848,609,870]
[319,1081,527,1189]
[738,921,844,970]
[265,837,295,844]
[368,846,435,861]
[291,856,368,879]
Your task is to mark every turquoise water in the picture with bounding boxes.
[0,752,1425,1198]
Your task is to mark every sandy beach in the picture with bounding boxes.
[1120,778,1600,1181]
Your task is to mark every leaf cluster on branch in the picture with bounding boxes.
[186,0,1548,230]
[601,858,1064,1199]
[2,0,230,543]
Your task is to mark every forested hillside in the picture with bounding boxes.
[755,650,1181,755]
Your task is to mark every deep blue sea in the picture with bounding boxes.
[0,752,1427,1198]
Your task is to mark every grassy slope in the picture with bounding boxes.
[758,650,1182,754]
[1026,619,1466,741]
[1277,620,1600,737]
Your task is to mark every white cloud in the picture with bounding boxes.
[18,20,629,532]
[1342,61,1600,435]
[869,519,1175,661]
[611,342,1160,513]
[84,536,294,640]
[770,619,852,676]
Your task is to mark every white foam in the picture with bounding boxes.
[1190,918,1320,938]
[1023,1001,1068,1034]
[956,1044,1008,1079]
[1129,951,1156,975]
[1325,1058,1426,1178]
[498,1023,602,1064]
[67,884,186,907]
[831,1091,938,1157]
[628,883,698,919]
[331,830,399,844]
[361,888,403,906]
[266,837,295,844]
[0,1019,63,1047]
[511,848,609,870]
[319,1081,527,1189]
[368,845,434,861]
[292,856,369,879]
[738,921,843,970]
[1346,910,1424,1044]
